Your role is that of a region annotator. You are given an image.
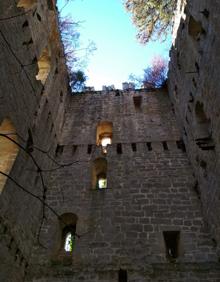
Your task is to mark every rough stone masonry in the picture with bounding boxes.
[0,0,220,281]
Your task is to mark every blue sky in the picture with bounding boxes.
[57,0,171,90]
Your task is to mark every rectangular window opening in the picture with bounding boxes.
[87,144,92,154]
[131,143,137,152]
[176,140,186,152]
[115,90,120,96]
[55,145,64,157]
[117,143,122,154]
[163,231,180,261]
[72,145,77,155]
[146,142,152,151]
[133,96,142,108]
[162,141,168,151]
[118,269,127,282]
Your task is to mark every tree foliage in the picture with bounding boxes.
[59,16,80,68]
[124,0,177,43]
[143,56,168,88]
[69,70,87,92]
[58,14,96,92]
[128,56,168,89]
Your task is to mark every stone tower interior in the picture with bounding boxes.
[0,0,220,281]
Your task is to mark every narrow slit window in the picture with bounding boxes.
[131,143,137,152]
[117,143,122,154]
[72,145,77,155]
[174,85,178,99]
[146,142,152,151]
[118,269,127,282]
[162,141,168,151]
[87,144,92,154]
[163,231,180,260]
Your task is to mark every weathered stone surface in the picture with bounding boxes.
[0,0,220,281]
[168,0,220,253]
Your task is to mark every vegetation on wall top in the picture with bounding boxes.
[129,56,168,89]
[58,14,96,92]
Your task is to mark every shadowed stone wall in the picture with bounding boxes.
[168,0,220,252]
[0,0,69,281]
[1,0,220,281]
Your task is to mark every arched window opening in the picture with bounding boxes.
[96,122,113,154]
[92,158,107,189]
[0,119,19,193]
[59,213,77,254]
[36,47,51,84]
[63,226,76,252]
[64,232,73,252]
[17,0,37,8]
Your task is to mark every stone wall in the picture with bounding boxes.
[168,0,220,252]
[0,1,69,281]
[29,89,220,281]
[1,0,220,281]
[61,89,179,144]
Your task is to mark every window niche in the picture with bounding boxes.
[133,96,142,108]
[194,102,214,150]
[36,47,51,84]
[92,158,107,189]
[96,121,113,154]
[59,213,78,254]
[55,144,64,157]
[17,0,37,8]
[188,16,205,41]
[118,269,127,282]
[117,143,122,154]
[163,231,180,261]
[47,0,55,10]
[0,118,19,193]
